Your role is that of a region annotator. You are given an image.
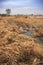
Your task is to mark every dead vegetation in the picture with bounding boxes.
[0,15,43,65]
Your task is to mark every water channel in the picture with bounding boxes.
[19,26,43,45]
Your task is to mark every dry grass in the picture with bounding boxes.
[0,15,43,65]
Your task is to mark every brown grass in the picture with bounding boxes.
[0,15,43,65]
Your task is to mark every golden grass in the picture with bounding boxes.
[0,15,43,65]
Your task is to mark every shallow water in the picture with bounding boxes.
[19,26,43,45]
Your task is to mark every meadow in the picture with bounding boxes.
[0,15,43,65]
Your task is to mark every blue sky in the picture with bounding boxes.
[0,0,43,15]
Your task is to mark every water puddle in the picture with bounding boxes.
[19,26,26,32]
[34,37,43,44]
[19,26,43,45]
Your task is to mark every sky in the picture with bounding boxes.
[0,0,43,15]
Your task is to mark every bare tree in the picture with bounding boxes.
[6,9,11,16]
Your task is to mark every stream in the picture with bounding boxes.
[5,19,43,45]
[19,26,43,45]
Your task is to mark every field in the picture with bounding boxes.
[0,15,43,65]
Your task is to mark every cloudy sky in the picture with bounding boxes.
[0,0,43,15]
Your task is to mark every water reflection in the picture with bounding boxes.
[19,26,43,45]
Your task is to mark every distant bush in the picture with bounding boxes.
[0,14,7,16]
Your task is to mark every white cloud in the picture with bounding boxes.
[0,7,43,15]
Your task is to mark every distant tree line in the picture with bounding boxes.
[0,14,7,16]
[0,9,11,16]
